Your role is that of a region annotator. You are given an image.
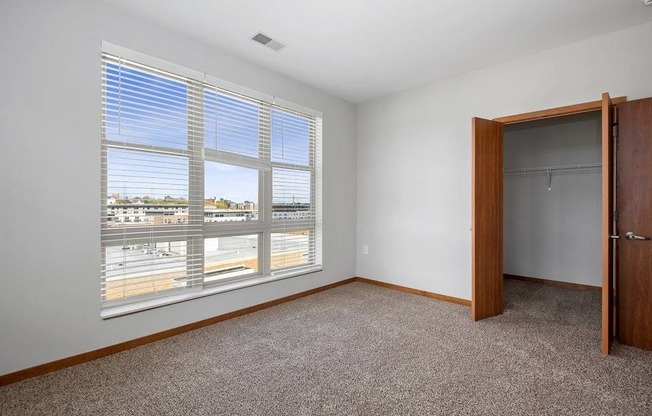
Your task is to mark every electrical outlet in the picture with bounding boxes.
[363,245,369,255]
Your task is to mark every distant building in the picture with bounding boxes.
[153,214,188,225]
[107,200,261,226]
[229,202,246,210]
[272,203,311,220]
[204,207,257,222]
[106,203,189,226]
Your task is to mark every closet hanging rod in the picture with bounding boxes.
[503,162,601,176]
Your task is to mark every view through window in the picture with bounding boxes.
[101,50,322,308]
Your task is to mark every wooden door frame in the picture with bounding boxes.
[601,93,615,354]
[472,95,626,352]
[493,97,626,124]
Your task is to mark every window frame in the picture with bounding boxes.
[100,42,322,318]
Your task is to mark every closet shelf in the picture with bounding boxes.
[503,162,602,176]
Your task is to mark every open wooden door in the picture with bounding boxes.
[472,117,504,321]
[616,97,652,351]
[601,93,615,354]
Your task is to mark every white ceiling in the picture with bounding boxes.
[102,0,652,103]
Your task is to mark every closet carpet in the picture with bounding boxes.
[1,280,651,415]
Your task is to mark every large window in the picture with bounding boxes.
[101,45,322,312]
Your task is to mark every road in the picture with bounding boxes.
[104,234,308,281]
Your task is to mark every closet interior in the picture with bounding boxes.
[502,112,602,297]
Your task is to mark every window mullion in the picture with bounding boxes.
[259,104,272,276]
[261,171,272,277]
[187,80,205,288]
[104,140,189,158]
[309,117,317,265]
[314,117,323,267]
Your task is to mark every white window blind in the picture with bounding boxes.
[101,54,204,304]
[101,46,322,311]
[270,108,322,273]
[203,87,270,160]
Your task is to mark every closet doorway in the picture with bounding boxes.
[471,94,621,354]
[502,111,602,294]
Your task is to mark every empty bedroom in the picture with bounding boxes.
[2,0,652,414]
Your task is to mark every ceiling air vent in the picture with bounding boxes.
[252,32,286,51]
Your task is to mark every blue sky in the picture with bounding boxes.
[204,162,257,203]
[105,61,311,204]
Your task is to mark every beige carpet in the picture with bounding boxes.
[1,280,652,415]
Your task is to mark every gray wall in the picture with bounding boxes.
[357,21,652,300]
[0,0,357,375]
[503,113,602,286]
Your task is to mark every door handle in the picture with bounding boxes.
[625,232,649,240]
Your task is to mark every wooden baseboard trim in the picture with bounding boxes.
[1,276,473,386]
[355,277,471,306]
[504,274,601,292]
[0,277,357,387]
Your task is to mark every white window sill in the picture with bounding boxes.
[100,265,323,319]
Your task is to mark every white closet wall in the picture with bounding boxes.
[503,112,602,287]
